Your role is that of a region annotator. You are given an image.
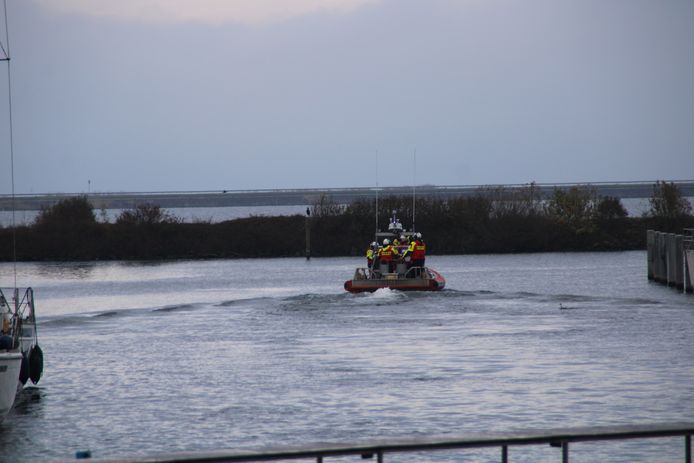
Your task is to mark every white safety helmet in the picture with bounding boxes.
[371,241,377,247]
[383,239,390,245]
[400,235,406,241]
[416,232,422,239]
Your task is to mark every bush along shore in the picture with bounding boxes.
[1,182,692,262]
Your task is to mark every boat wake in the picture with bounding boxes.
[151,303,199,313]
[35,286,670,332]
[40,311,132,328]
[216,297,275,307]
[92,310,121,318]
[279,292,352,311]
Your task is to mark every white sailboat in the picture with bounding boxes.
[1,0,43,423]
[0,341,22,422]
[1,289,42,423]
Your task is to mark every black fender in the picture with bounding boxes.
[19,352,29,385]
[29,344,44,384]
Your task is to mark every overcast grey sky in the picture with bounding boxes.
[1,0,693,194]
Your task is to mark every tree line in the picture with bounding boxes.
[1,181,692,261]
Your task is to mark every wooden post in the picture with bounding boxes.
[666,233,672,286]
[305,214,311,260]
[647,230,655,280]
[675,235,684,290]
[686,249,689,295]
[653,232,663,283]
[685,249,693,294]
[662,232,669,283]
[668,234,678,287]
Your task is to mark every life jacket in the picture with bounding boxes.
[412,240,426,259]
[366,248,374,260]
[378,245,398,262]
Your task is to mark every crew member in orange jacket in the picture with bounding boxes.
[412,233,426,268]
[378,239,399,273]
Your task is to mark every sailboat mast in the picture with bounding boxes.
[1,0,17,288]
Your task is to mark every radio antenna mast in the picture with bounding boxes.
[412,149,416,233]
[375,149,379,235]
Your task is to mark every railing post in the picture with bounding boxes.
[562,442,569,463]
[377,450,383,463]
[501,445,508,463]
[317,457,322,463]
[686,434,691,463]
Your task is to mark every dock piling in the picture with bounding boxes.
[305,212,311,260]
[647,230,655,279]
[648,229,693,293]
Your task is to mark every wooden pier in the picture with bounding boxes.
[647,229,694,293]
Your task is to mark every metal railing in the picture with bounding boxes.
[90,423,694,463]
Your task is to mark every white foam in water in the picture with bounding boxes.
[367,288,402,299]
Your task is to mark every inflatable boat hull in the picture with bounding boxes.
[344,268,446,293]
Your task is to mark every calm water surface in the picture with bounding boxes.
[0,251,693,462]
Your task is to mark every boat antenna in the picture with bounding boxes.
[412,149,416,233]
[1,0,17,289]
[375,149,379,235]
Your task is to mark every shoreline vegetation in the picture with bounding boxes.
[1,181,692,262]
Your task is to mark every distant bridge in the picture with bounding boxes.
[1,180,693,211]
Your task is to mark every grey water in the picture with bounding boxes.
[1,251,693,462]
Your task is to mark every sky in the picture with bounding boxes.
[1,0,693,194]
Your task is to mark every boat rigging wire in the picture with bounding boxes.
[1,0,17,288]
[1,0,8,61]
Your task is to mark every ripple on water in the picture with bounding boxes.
[2,252,693,463]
